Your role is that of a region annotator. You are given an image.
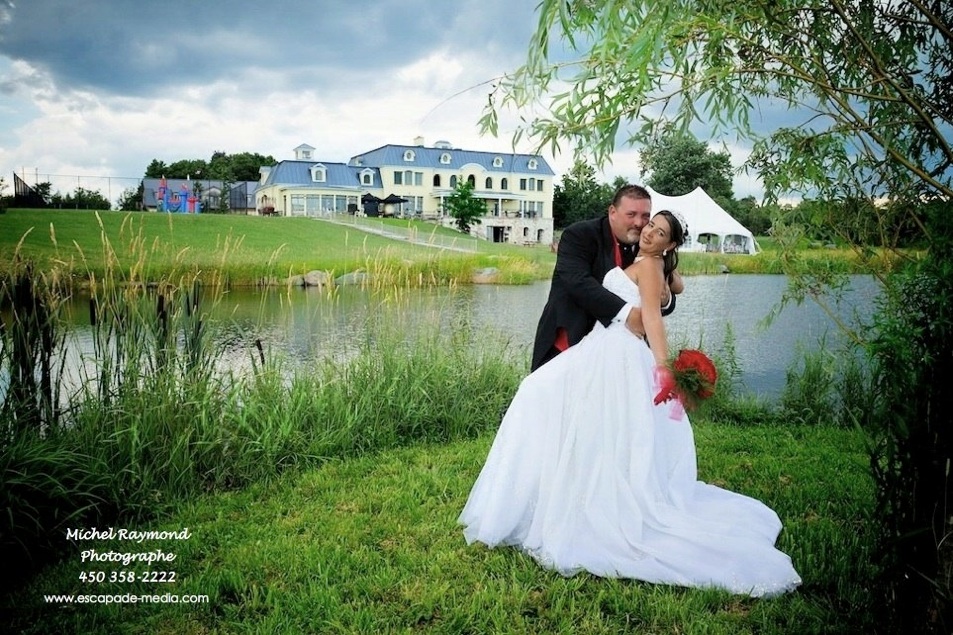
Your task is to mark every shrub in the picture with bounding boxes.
[866,228,953,631]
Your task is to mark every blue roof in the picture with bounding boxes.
[259,161,381,190]
[349,144,555,176]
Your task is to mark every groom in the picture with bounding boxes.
[531,184,683,370]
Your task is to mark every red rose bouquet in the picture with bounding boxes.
[653,349,718,413]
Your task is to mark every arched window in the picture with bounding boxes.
[403,150,415,162]
[485,177,493,189]
[528,158,538,170]
[501,178,508,190]
[440,152,452,164]
[433,174,441,187]
[450,175,458,188]
[467,174,475,187]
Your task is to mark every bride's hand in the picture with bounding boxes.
[653,366,676,405]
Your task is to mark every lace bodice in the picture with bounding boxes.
[602,267,641,307]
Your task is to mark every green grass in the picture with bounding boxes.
[4,421,873,634]
[0,209,554,286]
[0,208,889,632]
[0,209,893,288]
[0,242,883,632]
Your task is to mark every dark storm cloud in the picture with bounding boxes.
[0,0,533,97]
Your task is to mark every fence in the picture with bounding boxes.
[10,170,144,209]
[12,173,46,208]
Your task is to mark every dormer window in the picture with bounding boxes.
[493,156,503,168]
[360,168,374,186]
[528,158,538,170]
[294,144,316,161]
[440,152,452,165]
[403,150,416,162]
[310,164,327,182]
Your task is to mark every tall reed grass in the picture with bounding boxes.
[0,219,527,590]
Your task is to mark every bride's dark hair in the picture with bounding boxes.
[654,210,686,281]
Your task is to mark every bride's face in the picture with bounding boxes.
[638,215,676,255]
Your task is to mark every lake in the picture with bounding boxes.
[201,274,880,400]
[5,274,880,404]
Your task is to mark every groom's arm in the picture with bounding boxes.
[659,270,683,316]
[669,270,684,295]
[556,222,627,326]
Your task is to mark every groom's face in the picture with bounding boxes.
[608,195,652,245]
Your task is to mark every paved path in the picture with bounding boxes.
[314,216,479,253]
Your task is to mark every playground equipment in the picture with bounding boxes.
[156,177,201,213]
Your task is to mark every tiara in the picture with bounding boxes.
[668,210,688,236]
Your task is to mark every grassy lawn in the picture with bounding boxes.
[0,209,556,285]
[0,209,894,286]
[0,210,887,633]
[4,422,874,634]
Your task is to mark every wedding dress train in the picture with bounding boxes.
[458,267,801,597]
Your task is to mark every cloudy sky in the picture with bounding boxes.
[0,0,769,205]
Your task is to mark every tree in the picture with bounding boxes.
[733,196,773,237]
[552,160,614,229]
[481,0,951,230]
[117,183,143,211]
[444,179,485,234]
[481,1,953,629]
[145,152,276,182]
[221,151,276,182]
[32,182,53,205]
[165,159,209,180]
[50,187,112,210]
[144,159,168,178]
[639,128,735,203]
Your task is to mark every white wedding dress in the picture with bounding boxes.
[459,267,801,597]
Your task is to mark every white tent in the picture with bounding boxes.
[646,186,759,255]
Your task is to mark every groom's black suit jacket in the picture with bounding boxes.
[530,215,675,371]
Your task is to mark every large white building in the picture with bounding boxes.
[255,139,555,245]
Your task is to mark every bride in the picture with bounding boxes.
[458,210,801,597]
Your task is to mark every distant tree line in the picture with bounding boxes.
[143,151,276,183]
[553,130,776,236]
[12,182,114,211]
[554,129,930,249]
[3,151,278,212]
